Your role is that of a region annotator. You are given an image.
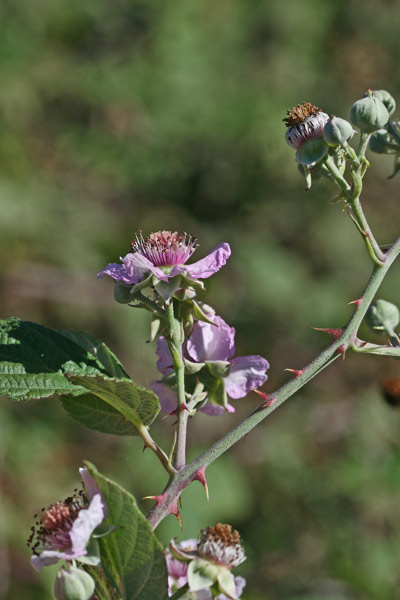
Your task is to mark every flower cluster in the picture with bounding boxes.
[167,524,246,599]
[152,311,269,415]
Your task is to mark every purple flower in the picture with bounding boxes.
[98,230,231,285]
[28,468,107,572]
[152,315,269,415]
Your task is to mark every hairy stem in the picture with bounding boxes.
[147,236,400,529]
[165,300,189,469]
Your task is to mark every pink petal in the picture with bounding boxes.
[70,495,106,554]
[79,467,108,519]
[179,242,231,280]
[156,337,174,374]
[224,355,269,399]
[151,381,178,414]
[187,316,235,363]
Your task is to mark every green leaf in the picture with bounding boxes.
[61,394,140,436]
[0,318,128,401]
[68,374,160,432]
[85,462,168,600]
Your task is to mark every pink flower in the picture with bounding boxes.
[28,468,107,572]
[98,230,231,285]
[153,315,269,415]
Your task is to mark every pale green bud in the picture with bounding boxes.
[53,566,95,600]
[372,89,396,117]
[323,116,354,146]
[350,91,389,133]
[365,299,400,333]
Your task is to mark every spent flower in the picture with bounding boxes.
[284,102,329,166]
[169,524,246,600]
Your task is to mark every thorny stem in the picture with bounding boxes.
[147,236,400,530]
[165,300,189,469]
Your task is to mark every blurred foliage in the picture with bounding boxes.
[1,0,400,598]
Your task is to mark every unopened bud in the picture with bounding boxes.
[323,116,354,146]
[350,91,389,133]
[371,89,396,117]
[368,129,394,154]
[365,299,400,333]
[54,566,95,600]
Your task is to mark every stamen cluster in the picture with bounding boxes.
[131,230,199,267]
[197,523,246,569]
[27,491,86,556]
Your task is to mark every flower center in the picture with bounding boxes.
[27,493,86,555]
[283,102,321,127]
[131,230,198,267]
[197,523,245,568]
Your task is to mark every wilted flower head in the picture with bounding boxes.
[284,102,330,149]
[27,468,107,572]
[168,525,246,600]
[98,230,231,286]
[152,314,269,415]
[197,524,246,569]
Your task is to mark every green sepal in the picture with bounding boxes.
[184,359,206,375]
[154,276,182,302]
[192,301,217,325]
[217,567,238,600]
[54,566,95,600]
[150,316,163,342]
[296,137,329,167]
[173,287,197,301]
[187,558,219,592]
[114,281,134,304]
[206,360,231,378]
[129,274,154,295]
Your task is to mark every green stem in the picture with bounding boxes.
[137,424,176,476]
[131,292,165,317]
[324,155,351,192]
[165,300,189,469]
[147,236,400,529]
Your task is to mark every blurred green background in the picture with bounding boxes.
[1,0,400,598]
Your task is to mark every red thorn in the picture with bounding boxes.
[142,443,149,454]
[180,403,189,413]
[192,467,209,501]
[142,494,164,505]
[313,327,344,340]
[348,298,362,307]
[254,390,275,408]
[242,433,249,445]
[337,344,347,358]
[171,420,178,427]
[284,368,304,377]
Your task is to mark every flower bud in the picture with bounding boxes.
[350,91,389,133]
[296,137,329,167]
[368,129,393,154]
[54,566,95,600]
[365,299,400,333]
[323,116,354,146]
[371,89,396,117]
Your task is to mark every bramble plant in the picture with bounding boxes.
[2,88,400,599]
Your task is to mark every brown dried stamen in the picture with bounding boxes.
[283,102,321,128]
[201,523,241,547]
[41,502,71,530]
